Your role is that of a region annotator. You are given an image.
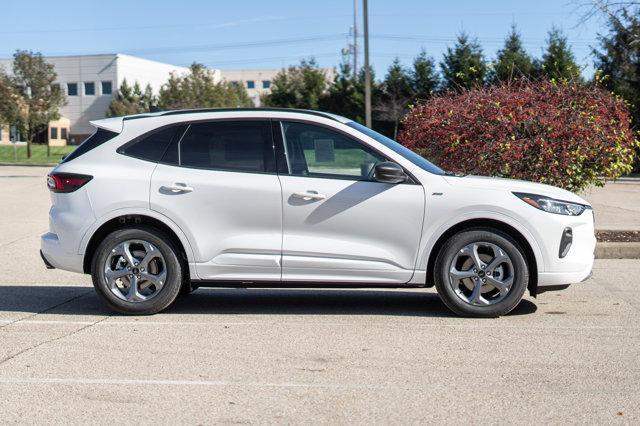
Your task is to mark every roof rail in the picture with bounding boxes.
[122,107,343,122]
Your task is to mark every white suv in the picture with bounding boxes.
[41,108,595,317]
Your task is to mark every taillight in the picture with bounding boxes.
[47,173,93,193]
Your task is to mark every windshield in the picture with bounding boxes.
[346,122,445,175]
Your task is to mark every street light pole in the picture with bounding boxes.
[353,0,358,80]
[363,0,371,127]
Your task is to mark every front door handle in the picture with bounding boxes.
[161,183,194,193]
[292,191,326,201]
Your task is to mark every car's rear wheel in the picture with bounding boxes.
[91,226,183,315]
[434,228,529,317]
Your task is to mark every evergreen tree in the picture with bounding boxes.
[541,28,582,82]
[262,58,328,109]
[375,58,414,138]
[411,49,439,101]
[319,59,364,123]
[491,25,535,83]
[441,33,487,90]
[157,63,252,110]
[106,79,155,117]
[594,7,640,127]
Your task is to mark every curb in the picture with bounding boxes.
[595,242,640,259]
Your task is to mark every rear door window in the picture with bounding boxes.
[173,120,275,173]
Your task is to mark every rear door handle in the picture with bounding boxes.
[292,191,326,201]
[161,183,194,193]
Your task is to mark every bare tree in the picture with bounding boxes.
[574,1,640,25]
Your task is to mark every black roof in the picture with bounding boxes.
[123,107,342,122]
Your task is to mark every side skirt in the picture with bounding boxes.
[191,280,427,289]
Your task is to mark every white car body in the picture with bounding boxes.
[41,109,595,297]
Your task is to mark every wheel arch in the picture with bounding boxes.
[81,212,194,275]
[424,218,540,296]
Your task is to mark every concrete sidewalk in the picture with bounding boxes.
[581,180,640,231]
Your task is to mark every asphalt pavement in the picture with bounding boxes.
[0,166,639,424]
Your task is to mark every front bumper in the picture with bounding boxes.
[536,209,596,290]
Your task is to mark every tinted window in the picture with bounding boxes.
[178,121,274,173]
[346,121,445,175]
[61,128,118,164]
[281,121,386,179]
[67,83,78,96]
[84,82,95,96]
[119,125,183,162]
[101,81,112,95]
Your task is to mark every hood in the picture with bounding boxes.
[443,175,590,205]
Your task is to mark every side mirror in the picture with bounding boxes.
[373,161,407,184]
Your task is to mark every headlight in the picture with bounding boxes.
[513,192,587,216]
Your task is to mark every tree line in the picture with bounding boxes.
[262,26,595,138]
[1,2,638,160]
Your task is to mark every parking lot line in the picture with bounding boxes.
[0,318,637,330]
[0,376,416,390]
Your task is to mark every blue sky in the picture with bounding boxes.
[1,0,606,78]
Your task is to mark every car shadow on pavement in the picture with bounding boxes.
[0,285,537,317]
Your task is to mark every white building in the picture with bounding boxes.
[219,68,335,107]
[0,53,190,142]
[0,53,335,143]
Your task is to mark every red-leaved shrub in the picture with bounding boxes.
[398,81,638,191]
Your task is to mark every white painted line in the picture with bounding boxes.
[0,377,413,390]
[0,318,637,330]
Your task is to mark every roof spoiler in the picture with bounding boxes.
[89,117,124,133]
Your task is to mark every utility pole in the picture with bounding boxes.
[353,0,358,80]
[363,0,372,127]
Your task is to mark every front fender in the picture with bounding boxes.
[417,209,545,273]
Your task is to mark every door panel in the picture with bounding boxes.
[151,165,282,280]
[276,120,425,283]
[149,120,282,281]
[280,176,424,282]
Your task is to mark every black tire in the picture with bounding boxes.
[91,226,183,315]
[434,227,529,318]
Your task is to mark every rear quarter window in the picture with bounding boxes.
[60,128,119,164]
[118,125,185,162]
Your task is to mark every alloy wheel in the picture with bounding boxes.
[103,239,167,302]
[448,241,514,307]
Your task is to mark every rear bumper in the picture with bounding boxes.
[40,250,55,269]
[40,232,84,273]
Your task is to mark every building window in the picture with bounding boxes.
[67,83,78,96]
[246,80,255,89]
[50,127,58,140]
[61,128,68,140]
[101,81,112,95]
[84,82,95,96]
[262,80,270,89]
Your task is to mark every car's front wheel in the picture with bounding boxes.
[434,228,529,317]
[91,226,183,315]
